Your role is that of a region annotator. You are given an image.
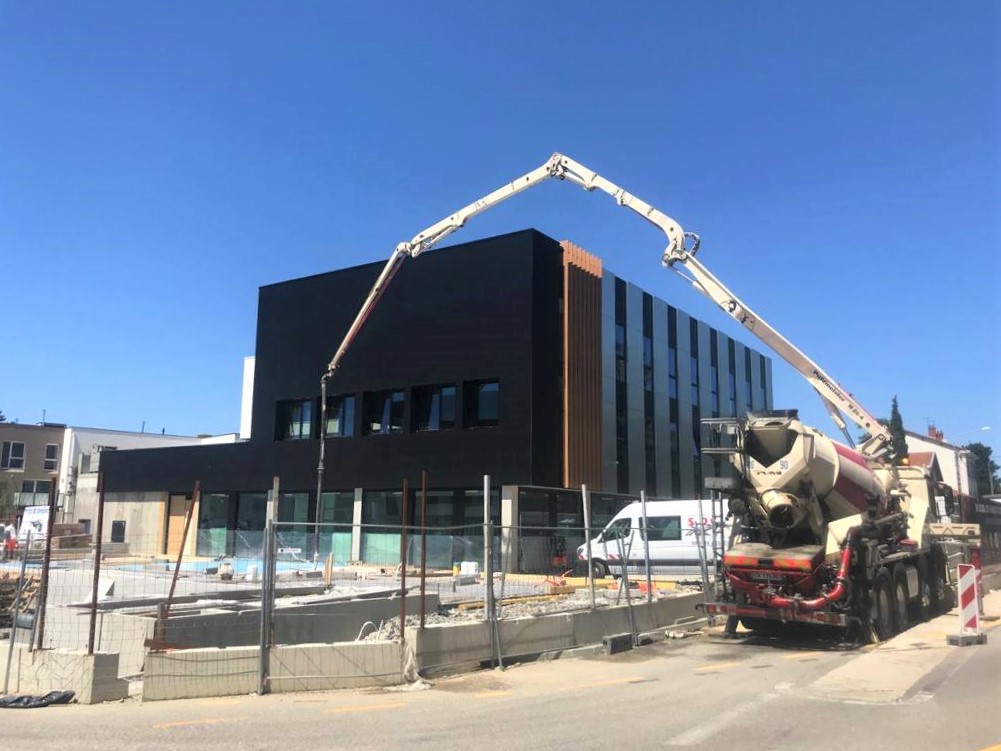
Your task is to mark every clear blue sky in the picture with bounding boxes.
[2,2,998,457]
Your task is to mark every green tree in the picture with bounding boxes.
[964,441,999,496]
[888,396,908,464]
[0,475,16,517]
[0,410,5,423]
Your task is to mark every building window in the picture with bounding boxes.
[276,399,313,440]
[709,330,720,417]
[110,520,126,543]
[413,384,457,432]
[0,442,24,470]
[324,394,355,437]
[744,348,753,408]
[364,390,405,435]
[44,443,59,471]
[21,479,51,495]
[759,356,768,408]
[615,324,627,382]
[669,418,681,498]
[726,339,737,416]
[464,381,499,428]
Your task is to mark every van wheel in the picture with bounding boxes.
[591,560,609,579]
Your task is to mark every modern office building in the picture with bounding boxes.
[100,229,772,562]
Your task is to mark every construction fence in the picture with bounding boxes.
[0,483,717,703]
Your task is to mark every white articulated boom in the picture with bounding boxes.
[660,238,892,459]
[316,153,892,502]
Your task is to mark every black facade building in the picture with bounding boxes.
[101,229,771,562]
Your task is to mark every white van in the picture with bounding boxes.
[576,499,723,578]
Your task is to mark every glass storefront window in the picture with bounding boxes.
[196,492,230,557]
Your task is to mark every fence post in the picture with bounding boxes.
[398,477,409,643]
[581,484,596,610]
[639,490,653,604]
[258,476,279,695]
[695,495,712,604]
[616,531,637,644]
[482,474,491,618]
[87,472,106,655]
[33,477,58,652]
[419,470,428,630]
[4,530,31,694]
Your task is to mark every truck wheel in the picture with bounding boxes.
[591,560,609,579]
[915,560,932,622]
[871,568,896,641]
[892,568,910,633]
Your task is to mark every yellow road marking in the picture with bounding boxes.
[695,661,742,672]
[153,716,248,730]
[578,676,647,689]
[474,690,512,698]
[323,702,407,715]
[973,744,1001,751]
[780,651,822,660]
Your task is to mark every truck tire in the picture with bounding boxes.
[591,560,609,579]
[892,567,910,633]
[871,568,896,641]
[915,559,932,622]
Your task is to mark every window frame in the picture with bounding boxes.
[324,394,356,438]
[363,389,406,436]
[44,443,59,471]
[0,441,25,471]
[464,380,500,429]
[412,383,457,432]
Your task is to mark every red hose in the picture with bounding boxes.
[765,527,859,612]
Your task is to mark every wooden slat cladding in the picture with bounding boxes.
[560,241,603,489]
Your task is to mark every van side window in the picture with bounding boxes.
[643,516,681,541]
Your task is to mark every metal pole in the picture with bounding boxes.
[483,474,491,617]
[419,469,428,630]
[398,477,409,642]
[695,495,712,605]
[258,518,274,694]
[86,472,107,655]
[33,477,58,651]
[616,531,637,643]
[581,484,596,610]
[639,490,653,603]
[4,530,31,694]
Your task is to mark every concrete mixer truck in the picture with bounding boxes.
[658,237,982,642]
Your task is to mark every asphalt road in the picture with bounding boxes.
[8,595,1001,751]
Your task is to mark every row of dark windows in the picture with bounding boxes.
[615,285,769,496]
[0,441,58,471]
[275,380,500,441]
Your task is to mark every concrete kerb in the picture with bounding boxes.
[140,592,703,701]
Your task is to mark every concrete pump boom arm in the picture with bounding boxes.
[322,153,686,380]
[661,240,892,459]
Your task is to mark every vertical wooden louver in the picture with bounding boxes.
[560,240,603,489]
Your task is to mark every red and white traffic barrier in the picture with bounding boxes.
[947,563,988,646]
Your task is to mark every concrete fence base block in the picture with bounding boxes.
[9,646,128,704]
[946,632,988,647]
[602,633,634,655]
